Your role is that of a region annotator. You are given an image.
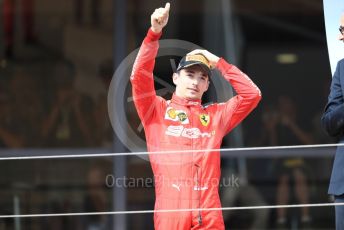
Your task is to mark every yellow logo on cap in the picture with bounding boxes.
[185,54,211,69]
[199,114,210,126]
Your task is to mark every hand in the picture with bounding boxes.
[151,3,170,33]
[187,49,220,69]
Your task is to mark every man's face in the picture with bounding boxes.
[173,65,209,100]
[339,14,344,41]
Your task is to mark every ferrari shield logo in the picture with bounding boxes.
[199,114,210,126]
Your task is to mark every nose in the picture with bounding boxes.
[190,77,200,86]
[190,77,198,85]
[339,33,344,41]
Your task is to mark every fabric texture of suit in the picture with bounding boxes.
[321,58,344,196]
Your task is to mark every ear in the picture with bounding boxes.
[172,72,179,85]
[205,79,210,91]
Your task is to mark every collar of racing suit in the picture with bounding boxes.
[171,93,202,107]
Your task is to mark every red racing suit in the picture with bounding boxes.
[130,28,261,230]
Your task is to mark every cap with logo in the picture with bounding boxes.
[176,53,212,76]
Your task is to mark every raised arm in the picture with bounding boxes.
[219,60,261,134]
[130,3,170,126]
[188,49,262,134]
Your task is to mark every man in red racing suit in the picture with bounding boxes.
[130,3,261,229]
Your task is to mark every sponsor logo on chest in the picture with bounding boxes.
[165,125,215,139]
[165,107,189,124]
[199,114,210,126]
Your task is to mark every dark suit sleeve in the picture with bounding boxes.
[321,60,344,137]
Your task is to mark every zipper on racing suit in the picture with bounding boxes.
[195,163,202,226]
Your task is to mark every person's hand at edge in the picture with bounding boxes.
[187,49,220,69]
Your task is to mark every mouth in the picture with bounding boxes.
[187,88,199,93]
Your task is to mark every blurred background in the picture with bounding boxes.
[0,0,337,229]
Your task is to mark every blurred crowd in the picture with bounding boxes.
[0,61,114,149]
